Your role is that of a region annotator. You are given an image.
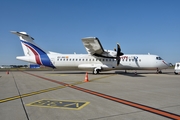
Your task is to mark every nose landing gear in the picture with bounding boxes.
[156,68,162,74]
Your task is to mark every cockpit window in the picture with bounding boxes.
[156,57,163,60]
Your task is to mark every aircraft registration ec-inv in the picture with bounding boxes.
[11,31,169,74]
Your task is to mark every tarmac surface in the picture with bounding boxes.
[0,69,180,120]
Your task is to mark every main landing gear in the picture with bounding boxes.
[93,68,101,75]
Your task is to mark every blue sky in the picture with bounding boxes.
[0,0,180,65]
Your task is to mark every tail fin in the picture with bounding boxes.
[11,31,46,56]
[11,31,55,68]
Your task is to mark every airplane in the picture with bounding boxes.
[11,31,169,74]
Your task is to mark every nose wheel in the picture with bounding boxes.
[156,68,162,74]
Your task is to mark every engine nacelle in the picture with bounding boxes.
[103,50,117,57]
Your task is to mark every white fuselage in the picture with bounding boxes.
[42,54,169,71]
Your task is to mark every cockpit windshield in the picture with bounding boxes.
[156,57,163,60]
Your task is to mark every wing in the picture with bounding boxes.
[82,37,108,55]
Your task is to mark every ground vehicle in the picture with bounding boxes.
[174,62,180,74]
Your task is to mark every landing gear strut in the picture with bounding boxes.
[156,68,162,74]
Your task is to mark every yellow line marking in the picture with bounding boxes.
[0,86,65,103]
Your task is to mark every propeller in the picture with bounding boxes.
[116,43,124,66]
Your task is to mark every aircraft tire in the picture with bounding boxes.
[174,72,178,75]
[93,69,100,75]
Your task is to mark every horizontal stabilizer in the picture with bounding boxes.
[11,31,34,41]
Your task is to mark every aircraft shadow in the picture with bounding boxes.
[114,71,145,77]
[45,70,174,76]
[46,71,144,77]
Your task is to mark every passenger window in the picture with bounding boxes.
[177,64,179,67]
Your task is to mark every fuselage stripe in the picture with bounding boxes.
[23,43,42,65]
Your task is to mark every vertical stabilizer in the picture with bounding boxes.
[11,31,55,68]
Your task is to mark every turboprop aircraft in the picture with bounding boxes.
[11,31,169,74]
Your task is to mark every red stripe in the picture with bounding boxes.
[24,44,42,65]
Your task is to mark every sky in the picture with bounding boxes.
[0,0,180,65]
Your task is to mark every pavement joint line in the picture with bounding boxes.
[0,72,113,103]
[22,71,180,120]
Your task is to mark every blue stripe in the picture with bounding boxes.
[21,40,55,68]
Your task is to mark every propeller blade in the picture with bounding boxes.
[117,58,120,66]
[117,43,121,56]
[116,43,123,66]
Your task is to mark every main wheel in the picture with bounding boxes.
[93,69,100,75]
